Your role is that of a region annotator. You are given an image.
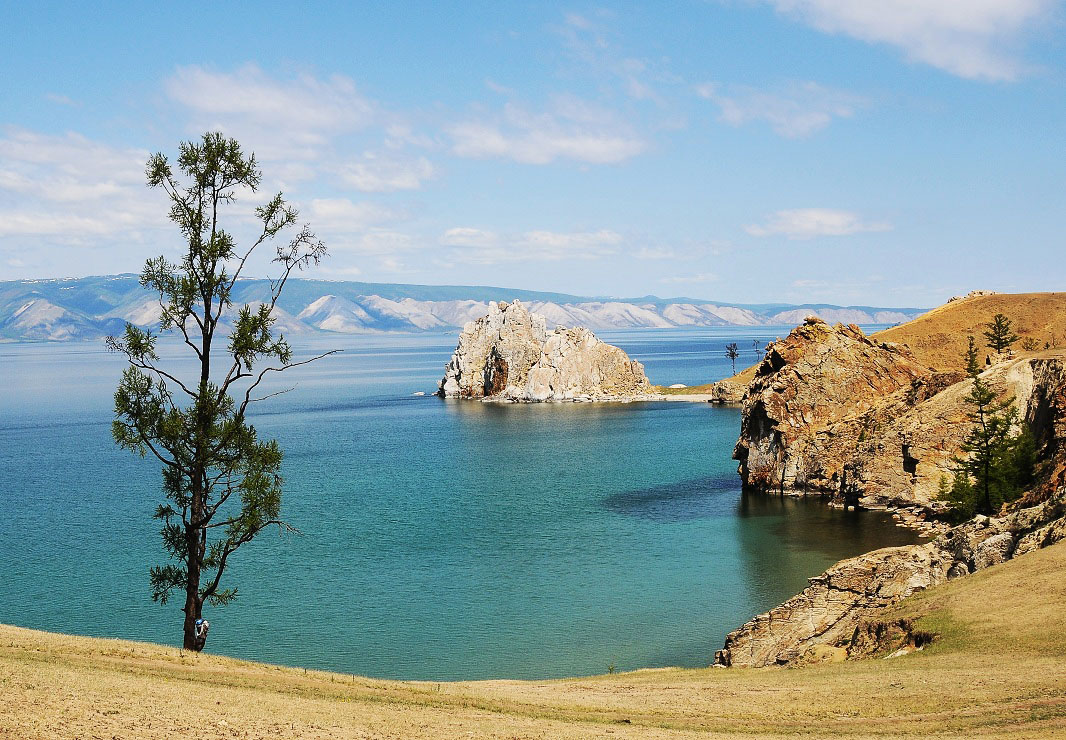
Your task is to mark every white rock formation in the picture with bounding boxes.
[438,300,655,402]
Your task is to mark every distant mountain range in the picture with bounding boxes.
[0,274,928,341]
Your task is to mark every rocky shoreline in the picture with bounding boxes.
[712,317,1066,668]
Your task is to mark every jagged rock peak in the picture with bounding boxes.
[735,318,933,494]
[438,300,654,402]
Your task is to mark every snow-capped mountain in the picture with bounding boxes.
[0,274,927,342]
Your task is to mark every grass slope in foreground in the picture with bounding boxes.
[3,542,1066,739]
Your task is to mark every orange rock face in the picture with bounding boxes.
[734,318,934,499]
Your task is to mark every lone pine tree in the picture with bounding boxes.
[983,313,1019,353]
[107,133,333,651]
[725,342,740,374]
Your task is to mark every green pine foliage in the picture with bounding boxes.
[937,343,1037,519]
[107,133,332,650]
[964,335,981,377]
[983,313,1020,353]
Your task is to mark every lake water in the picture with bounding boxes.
[0,328,918,680]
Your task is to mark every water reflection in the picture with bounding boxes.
[603,475,739,522]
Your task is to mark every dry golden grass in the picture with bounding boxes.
[654,382,717,395]
[654,365,758,396]
[874,292,1066,371]
[4,542,1066,738]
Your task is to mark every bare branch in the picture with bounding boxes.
[239,350,340,416]
[247,386,296,404]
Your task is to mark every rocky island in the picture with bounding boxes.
[438,300,657,402]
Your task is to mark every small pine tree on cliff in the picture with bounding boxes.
[964,335,981,377]
[939,340,1035,519]
[983,313,1019,353]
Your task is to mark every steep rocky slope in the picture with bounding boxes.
[732,317,1059,507]
[717,307,1066,668]
[438,300,655,402]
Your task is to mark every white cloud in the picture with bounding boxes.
[448,98,645,164]
[485,79,516,96]
[659,272,718,284]
[697,81,865,138]
[635,246,677,260]
[337,152,435,192]
[521,229,622,253]
[308,198,405,233]
[314,264,363,278]
[763,0,1056,81]
[320,229,418,257]
[0,128,162,239]
[746,209,892,239]
[45,93,78,107]
[166,65,376,160]
[555,12,667,102]
[441,227,623,263]
[441,227,500,249]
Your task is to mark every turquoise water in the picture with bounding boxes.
[0,329,918,680]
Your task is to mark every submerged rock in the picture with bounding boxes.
[438,300,655,402]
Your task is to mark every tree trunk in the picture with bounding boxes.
[182,526,202,651]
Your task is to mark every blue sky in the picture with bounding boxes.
[1,1,1063,306]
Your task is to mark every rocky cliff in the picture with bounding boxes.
[717,316,1066,667]
[731,317,1054,507]
[438,300,655,402]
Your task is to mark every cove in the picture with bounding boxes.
[0,329,918,680]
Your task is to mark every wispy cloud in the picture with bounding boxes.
[440,227,500,249]
[697,81,865,138]
[44,93,78,107]
[634,246,677,260]
[336,152,435,192]
[555,11,667,102]
[659,272,718,284]
[0,128,161,239]
[441,227,623,263]
[328,230,417,256]
[762,0,1056,81]
[165,64,376,160]
[308,198,406,233]
[448,97,646,164]
[746,209,892,239]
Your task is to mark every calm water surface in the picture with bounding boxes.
[0,328,917,680]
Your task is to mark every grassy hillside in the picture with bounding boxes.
[874,292,1066,371]
[4,542,1066,738]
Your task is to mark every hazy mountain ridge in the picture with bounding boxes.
[0,275,927,341]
